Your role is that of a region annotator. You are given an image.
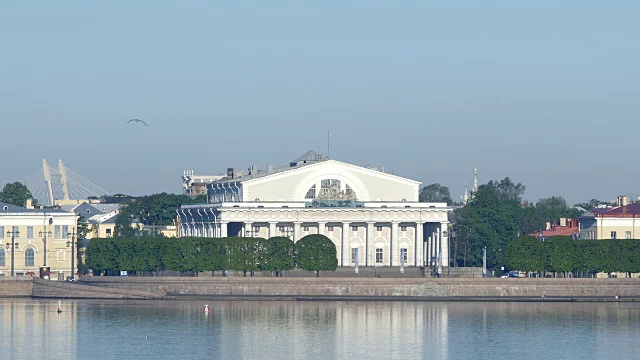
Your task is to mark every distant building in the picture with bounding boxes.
[182,170,225,196]
[0,202,78,279]
[60,202,119,239]
[178,151,452,269]
[579,202,640,240]
[529,218,580,240]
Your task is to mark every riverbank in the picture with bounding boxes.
[3,277,639,301]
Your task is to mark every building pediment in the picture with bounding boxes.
[239,160,420,202]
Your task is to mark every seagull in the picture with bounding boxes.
[126,119,148,126]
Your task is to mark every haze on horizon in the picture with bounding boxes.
[1,1,638,206]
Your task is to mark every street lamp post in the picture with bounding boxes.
[39,217,53,266]
[66,228,77,280]
[6,229,20,277]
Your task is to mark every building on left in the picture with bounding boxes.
[0,201,78,279]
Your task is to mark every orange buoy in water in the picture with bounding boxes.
[204,304,211,313]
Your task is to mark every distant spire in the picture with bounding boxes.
[473,168,478,194]
[463,181,469,205]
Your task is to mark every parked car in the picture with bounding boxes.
[501,271,520,278]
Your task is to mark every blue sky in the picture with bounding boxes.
[1,1,638,204]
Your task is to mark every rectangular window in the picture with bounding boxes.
[376,249,383,263]
[376,226,382,232]
[62,225,69,239]
[254,226,261,233]
[27,226,33,239]
[279,226,286,232]
[12,226,19,237]
[400,248,408,263]
[55,225,61,239]
[351,226,358,232]
[25,249,34,267]
[0,250,5,266]
[106,229,112,238]
[327,226,334,232]
[303,226,309,232]
[57,249,66,262]
[626,231,632,239]
[0,226,3,239]
[401,226,407,232]
[351,248,359,263]
[611,231,617,240]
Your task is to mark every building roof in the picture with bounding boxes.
[212,150,420,187]
[0,201,69,214]
[592,203,640,217]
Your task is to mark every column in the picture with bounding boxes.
[244,222,253,237]
[367,222,375,267]
[441,222,449,270]
[318,222,326,237]
[415,222,423,267]
[269,222,277,239]
[391,221,399,267]
[293,222,302,243]
[220,221,228,238]
[341,222,350,266]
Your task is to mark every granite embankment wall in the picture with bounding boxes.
[0,278,33,297]
[2,277,639,299]
[31,278,164,299]
[78,277,640,299]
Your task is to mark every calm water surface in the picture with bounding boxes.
[0,299,639,360]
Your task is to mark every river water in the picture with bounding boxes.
[1,299,638,360]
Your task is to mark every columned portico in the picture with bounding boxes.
[179,203,450,270]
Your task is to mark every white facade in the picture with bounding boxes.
[179,154,452,269]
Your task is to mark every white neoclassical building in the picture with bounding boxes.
[178,151,452,269]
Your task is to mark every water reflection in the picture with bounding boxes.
[0,299,639,360]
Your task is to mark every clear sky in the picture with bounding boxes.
[1,1,638,205]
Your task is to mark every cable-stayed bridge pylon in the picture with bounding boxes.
[23,159,110,206]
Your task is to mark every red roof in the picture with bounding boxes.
[596,203,640,217]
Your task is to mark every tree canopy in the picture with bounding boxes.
[115,193,202,237]
[294,234,338,276]
[0,182,36,207]
[419,183,453,205]
[452,177,586,269]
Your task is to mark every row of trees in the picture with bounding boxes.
[507,236,640,275]
[441,177,592,269]
[85,234,338,276]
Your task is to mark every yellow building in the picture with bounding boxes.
[0,201,78,280]
[579,203,640,240]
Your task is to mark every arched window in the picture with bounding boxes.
[25,248,35,267]
[0,249,5,266]
[305,185,316,199]
[307,179,357,200]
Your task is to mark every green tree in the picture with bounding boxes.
[505,236,545,272]
[85,238,119,275]
[419,183,453,205]
[0,182,37,207]
[115,193,198,237]
[486,177,526,202]
[295,234,338,276]
[263,236,295,276]
[453,184,521,268]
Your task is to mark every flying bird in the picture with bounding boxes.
[126,119,148,126]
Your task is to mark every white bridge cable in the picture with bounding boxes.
[22,162,111,205]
